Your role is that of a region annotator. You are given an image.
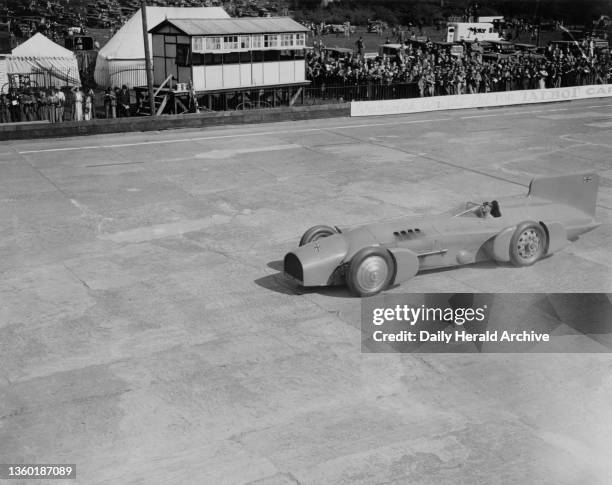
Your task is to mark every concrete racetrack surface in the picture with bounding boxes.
[1,99,611,484]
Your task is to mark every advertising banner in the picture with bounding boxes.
[351,84,612,117]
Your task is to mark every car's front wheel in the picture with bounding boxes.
[509,222,547,266]
[347,247,395,297]
[299,225,337,247]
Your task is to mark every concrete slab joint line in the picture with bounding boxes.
[63,264,91,291]
[245,472,302,485]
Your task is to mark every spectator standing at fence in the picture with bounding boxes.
[73,86,83,121]
[64,87,74,121]
[538,66,548,89]
[84,90,92,121]
[457,70,467,94]
[551,64,561,87]
[110,88,117,118]
[37,89,47,121]
[119,85,130,117]
[426,70,435,96]
[104,87,114,118]
[483,75,491,93]
[469,70,480,94]
[114,86,121,112]
[53,88,61,122]
[57,87,65,122]
[19,92,28,122]
[503,68,513,91]
[0,94,10,123]
[49,88,59,123]
[22,90,34,121]
[87,89,96,119]
[355,37,364,59]
[519,67,529,90]
[188,80,199,113]
[16,92,26,121]
[416,72,425,97]
[36,88,49,121]
[9,93,20,122]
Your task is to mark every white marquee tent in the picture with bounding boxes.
[94,7,229,88]
[0,55,8,92]
[8,33,81,88]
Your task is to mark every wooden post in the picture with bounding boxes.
[141,1,156,116]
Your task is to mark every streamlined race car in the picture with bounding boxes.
[284,173,601,296]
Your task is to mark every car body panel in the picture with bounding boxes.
[388,248,419,284]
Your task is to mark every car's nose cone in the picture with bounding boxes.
[284,234,349,287]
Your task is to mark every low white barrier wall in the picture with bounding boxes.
[350,84,612,117]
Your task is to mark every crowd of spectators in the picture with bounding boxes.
[306,40,610,96]
[0,85,135,123]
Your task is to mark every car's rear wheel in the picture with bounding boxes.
[347,247,395,297]
[299,225,337,247]
[510,222,547,266]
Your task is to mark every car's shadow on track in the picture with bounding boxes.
[255,260,354,297]
[256,259,516,298]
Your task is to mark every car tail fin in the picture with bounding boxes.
[528,173,599,216]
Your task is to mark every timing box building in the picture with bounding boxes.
[149,17,310,93]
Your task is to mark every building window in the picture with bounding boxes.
[223,35,239,50]
[192,36,204,52]
[281,34,293,47]
[295,33,305,47]
[176,44,190,66]
[240,35,250,49]
[205,36,222,51]
[264,34,278,48]
[251,35,263,49]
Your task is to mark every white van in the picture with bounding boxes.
[446,22,502,43]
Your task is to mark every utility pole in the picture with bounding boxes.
[141,0,156,115]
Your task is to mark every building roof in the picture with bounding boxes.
[150,17,310,36]
[98,7,230,60]
[12,32,75,58]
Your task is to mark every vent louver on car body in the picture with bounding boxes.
[394,228,424,239]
